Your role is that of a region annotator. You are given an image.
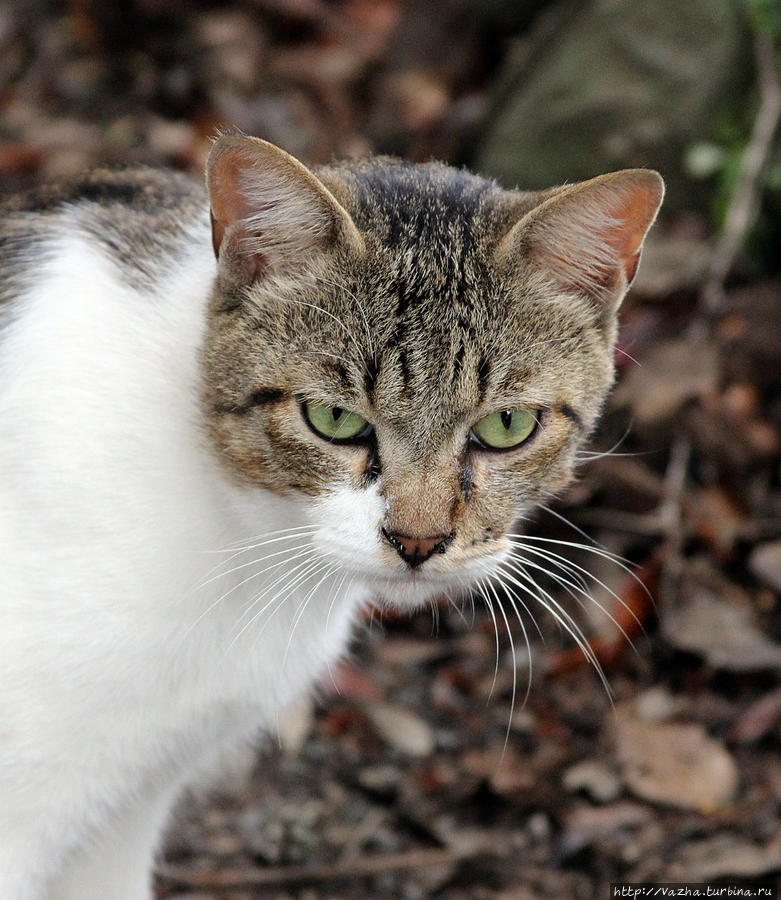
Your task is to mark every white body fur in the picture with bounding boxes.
[0,222,377,899]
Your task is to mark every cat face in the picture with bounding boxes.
[202,136,663,608]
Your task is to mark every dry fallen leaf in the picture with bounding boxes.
[612,336,719,425]
[667,832,781,880]
[614,708,739,813]
[661,578,781,673]
[362,701,435,758]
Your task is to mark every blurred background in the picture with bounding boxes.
[2,1,780,897]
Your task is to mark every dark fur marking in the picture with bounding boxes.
[452,342,465,380]
[325,361,352,390]
[395,280,410,318]
[477,355,491,403]
[398,348,411,391]
[495,366,532,394]
[457,314,476,339]
[346,162,493,259]
[363,356,379,401]
[217,387,286,415]
[559,403,584,429]
[388,321,405,349]
[459,457,473,501]
[395,276,427,319]
[362,440,382,486]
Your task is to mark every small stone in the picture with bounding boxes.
[363,701,435,758]
[563,760,622,803]
[526,812,551,842]
[633,687,678,722]
[750,540,781,593]
[357,764,401,797]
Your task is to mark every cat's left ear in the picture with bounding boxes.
[206,134,363,283]
[495,169,664,313]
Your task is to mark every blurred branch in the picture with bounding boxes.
[657,436,691,606]
[157,845,479,890]
[698,27,781,322]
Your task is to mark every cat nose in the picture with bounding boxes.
[381,528,454,568]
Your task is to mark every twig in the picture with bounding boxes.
[657,436,691,605]
[156,845,475,890]
[698,27,781,322]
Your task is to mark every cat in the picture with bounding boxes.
[0,133,663,899]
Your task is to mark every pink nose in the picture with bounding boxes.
[381,529,454,568]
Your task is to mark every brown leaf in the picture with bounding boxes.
[324,661,383,700]
[667,833,781,880]
[614,710,739,813]
[548,554,658,675]
[689,485,749,558]
[662,571,781,673]
[612,337,719,425]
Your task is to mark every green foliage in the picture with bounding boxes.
[684,1,781,274]
[747,0,781,38]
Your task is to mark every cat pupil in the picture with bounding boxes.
[332,407,343,421]
[501,410,513,429]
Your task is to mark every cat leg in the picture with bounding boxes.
[52,787,179,900]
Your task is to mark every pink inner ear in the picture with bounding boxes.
[208,147,256,258]
[210,211,224,258]
[623,249,642,285]
[534,174,663,298]
[615,187,660,259]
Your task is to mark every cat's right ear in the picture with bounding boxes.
[494,169,664,318]
[206,134,363,284]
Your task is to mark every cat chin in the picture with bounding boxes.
[355,564,488,611]
[369,579,459,611]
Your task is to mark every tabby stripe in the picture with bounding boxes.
[559,403,584,430]
[216,388,286,415]
[362,440,382,486]
[398,348,411,392]
[476,355,491,404]
[363,357,380,402]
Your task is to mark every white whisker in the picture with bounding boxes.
[484,578,518,757]
[196,525,317,555]
[497,560,612,699]
[282,562,340,670]
[536,504,612,550]
[507,541,643,640]
[507,531,636,573]
[194,539,316,592]
[315,275,374,358]
[482,569,534,708]
[574,420,635,463]
[225,553,325,653]
[324,570,351,690]
[474,580,502,700]
[177,544,314,651]
[273,295,369,371]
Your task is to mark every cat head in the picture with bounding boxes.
[202,134,663,607]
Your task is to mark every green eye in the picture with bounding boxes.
[303,402,372,442]
[471,408,538,450]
